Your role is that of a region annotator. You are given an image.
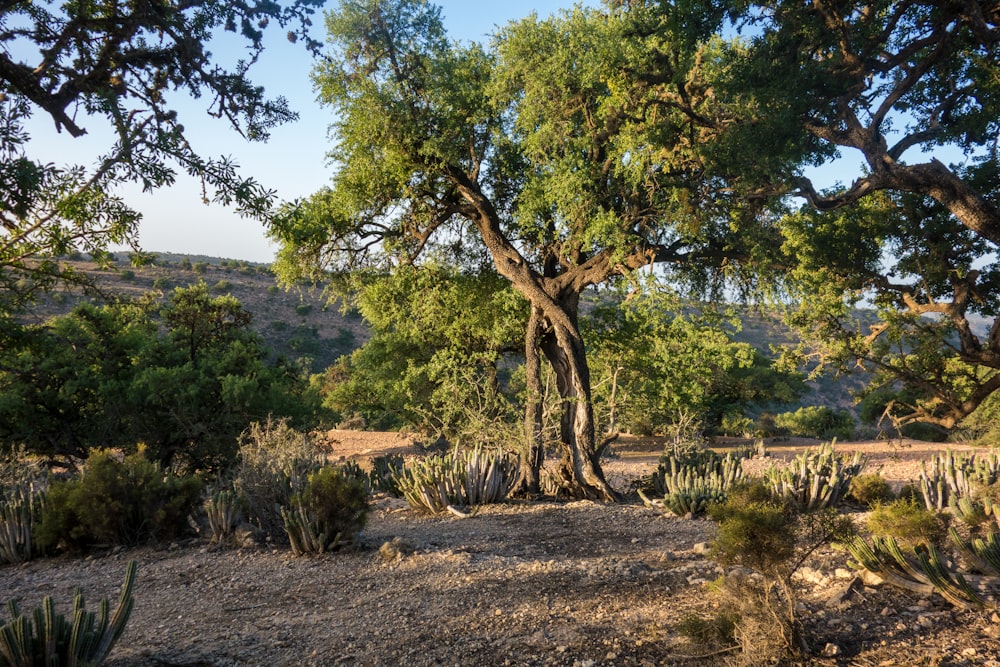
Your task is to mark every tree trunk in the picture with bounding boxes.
[518,306,545,496]
[536,297,617,501]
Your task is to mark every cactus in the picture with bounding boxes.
[919,450,1000,511]
[640,449,744,517]
[369,454,405,496]
[0,560,137,666]
[0,484,44,565]
[280,467,368,556]
[764,442,865,511]
[951,527,1000,575]
[847,535,983,608]
[393,446,518,514]
[204,489,243,545]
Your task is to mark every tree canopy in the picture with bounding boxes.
[0,0,322,311]
[270,0,780,498]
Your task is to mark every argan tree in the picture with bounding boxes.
[667,0,1000,431]
[270,1,774,498]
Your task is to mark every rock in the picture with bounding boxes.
[826,577,863,608]
[796,566,827,586]
[861,569,886,587]
[822,643,840,657]
[962,648,977,657]
[834,567,854,579]
[992,612,1000,624]
[692,542,710,555]
[379,537,416,562]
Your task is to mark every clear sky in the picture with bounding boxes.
[23,1,593,264]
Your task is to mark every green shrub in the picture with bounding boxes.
[708,493,796,574]
[119,270,135,281]
[36,449,202,551]
[294,303,313,317]
[0,560,136,666]
[867,497,946,548]
[849,473,895,507]
[152,277,170,289]
[234,419,326,543]
[213,279,232,293]
[193,262,208,274]
[282,466,369,555]
[774,406,855,440]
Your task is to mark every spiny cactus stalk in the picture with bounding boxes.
[369,454,405,496]
[393,446,518,514]
[0,485,44,565]
[764,442,865,511]
[0,560,137,666]
[919,450,1000,511]
[641,448,745,517]
[951,527,1000,576]
[204,489,243,545]
[847,535,983,608]
[281,503,345,556]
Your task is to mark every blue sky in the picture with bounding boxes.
[23,1,594,264]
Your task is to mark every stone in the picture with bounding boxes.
[692,542,710,555]
[826,577,863,608]
[822,643,840,657]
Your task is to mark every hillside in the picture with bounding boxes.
[20,253,860,413]
[22,253,367,373]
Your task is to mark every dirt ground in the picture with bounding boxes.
[3,433,1000,666]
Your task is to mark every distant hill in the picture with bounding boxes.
[23,253,367,373]
[22,253,865,415]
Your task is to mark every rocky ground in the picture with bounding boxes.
[3,435,1000,666]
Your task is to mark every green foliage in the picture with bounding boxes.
[119,270,135,281]
[282,466,369,556]
[764,443,865,511]
[708,493,796,574]
[584,291,805,436]
[0,560,136,667]
[848,473,895,508]
[0,286,321,472]
[394,447,518,514]
[867,498,946,549]
[294,303,313,317]
[35,449,202,551]
[774,406,855,441]
[213,280,232,293]
[318,266,527,443]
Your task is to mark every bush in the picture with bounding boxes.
[867,497,946,548]
[849,473,895,507]
[294,303,313,317]
[119,270,135,281]
[0,560,136,666]
[233,419,326,543]
[708,491,796,574]
[152,277,170,289]
[213,279,232,293]
[774,406,855,440]
[36,449,202,551]
[282,466,369,555]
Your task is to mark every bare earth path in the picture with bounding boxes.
[3,434,1000,666]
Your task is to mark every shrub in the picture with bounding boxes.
[213,279,232,293]
[36,449,202,551]
[152,277,170,290]
[193,262,208,274]
[849,473,895,507]
[708,491,796,574]
[282,466,369,555]
[119,270,135,281]
[774,406,855,440]
[0,560,136,667]
[294,303,313,317]
[867,497,946,549]
[233,419,326,543]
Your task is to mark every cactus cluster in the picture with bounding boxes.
[919,450,1000,515]
[848,535,984,608]
[368,454,405,496]
[393,446,518,514]
[764,442,865,511]
[0,484,44,565]
[204,488,243,545]
[0,560,136,666]
[281,467,369,556]
[642,448,745,517]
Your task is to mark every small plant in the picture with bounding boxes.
[213,279,232,293]
[204,488,243,546]
[848,473,895,507]
[867,497,946,549]
[764,442,865,511]
[36,449,202,551]
[119,269,135,281]
[642,447,745,516]
[294,303,313,317]
[282,466,369,556]
[394,446,517,514]
[152,277,170,290]
[369,454,405,496]
[0,560,137,666]
[0,484,45,565]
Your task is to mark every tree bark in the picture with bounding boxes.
[518,306,545,496]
